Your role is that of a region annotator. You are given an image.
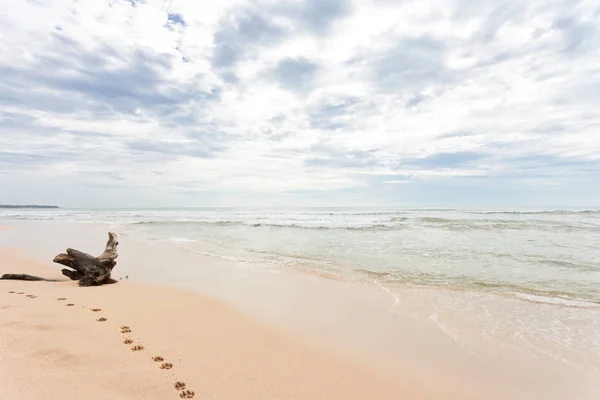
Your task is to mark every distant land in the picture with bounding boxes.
[0,205,60,209]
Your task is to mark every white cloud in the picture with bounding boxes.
[0,0,599,207]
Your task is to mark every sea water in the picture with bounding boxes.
[3,207,599,305]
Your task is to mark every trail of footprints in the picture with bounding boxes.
[121,325,194,398]
[6,290,195,398]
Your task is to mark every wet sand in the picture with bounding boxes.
[0,246,429,400]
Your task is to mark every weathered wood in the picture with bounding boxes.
[0,273,58,282]
[53,232,119,286]
[1,232,119,287]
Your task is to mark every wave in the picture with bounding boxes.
[472,210,600,215]
[352,269,600,308]
[135,219,577,232]
[130,220,398,230]
[168,237,197,243]
[5,209,600,232]
[250,223,397,231]
[5,216,599,233]
[460,282,600,308]
[537,259,600,272]
[123,218,600,232]
[315,211,410,216]
[419,217,452,223]
[513,292,600,308]
[133,220,238,226]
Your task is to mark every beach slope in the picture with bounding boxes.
[0,246,428,400]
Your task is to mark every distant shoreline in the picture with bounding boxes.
[0,205,60,209]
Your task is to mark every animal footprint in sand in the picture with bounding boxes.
[91,308,101,312]
[131,345,144,352]
[174,382,186,390]
[26,294,38,299]
[57,298,67,301]
[120,326,131,333]
[179,389,195,398]
[97,317,107,322]
[152,356,164,362]
[8,291,15,294]
[17,292,24,295]
[123,339,133,345]
[65,303,75,307]
[160,363,173,370]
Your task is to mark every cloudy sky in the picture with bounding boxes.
[0,0,599,208]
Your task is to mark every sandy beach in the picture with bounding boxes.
[0,244,429,400]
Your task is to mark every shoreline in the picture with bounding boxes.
[0,245,427,400]
[1,221,599,400]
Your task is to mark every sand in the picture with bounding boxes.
[0,246,431,400]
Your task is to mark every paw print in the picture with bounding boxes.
[179,389,195,398]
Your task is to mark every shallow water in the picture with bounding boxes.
[3,207,600,305]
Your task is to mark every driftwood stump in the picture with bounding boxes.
[52,232,119,286]
[1,232,119,286]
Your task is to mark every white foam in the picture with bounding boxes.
[514,292,600,308]
[168,237,196,243]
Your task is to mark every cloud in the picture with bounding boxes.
[276,0,352,35]
[373,37,454,94]
[0,0,599,207]
[273,57,319,91]
[126,138,223,159]
[551,16,596,53]
[403,152,486,168]
[211,10,287,71]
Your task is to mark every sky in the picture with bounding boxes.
[0,0,599,208]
